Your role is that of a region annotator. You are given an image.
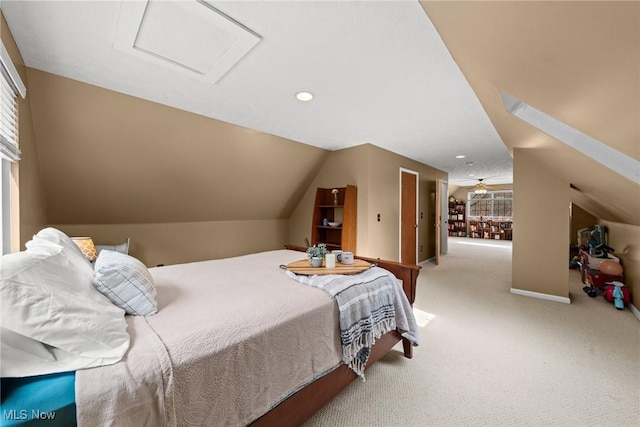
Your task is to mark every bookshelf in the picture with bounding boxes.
[311,185,357,252]
[448,200,467,237]
[468,219,512,240]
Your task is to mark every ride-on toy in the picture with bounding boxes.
[604,281,630,310]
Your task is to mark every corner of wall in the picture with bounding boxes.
[287,145,370,252]
[512,148,570,298]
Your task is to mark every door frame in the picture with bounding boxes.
[435,178,448,265]
[399,168,419,264]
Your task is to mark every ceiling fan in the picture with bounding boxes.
[458,178,498,194]
[474,178,493,194]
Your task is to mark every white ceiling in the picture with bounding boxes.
[2,0,513,186]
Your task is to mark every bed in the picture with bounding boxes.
[1,230,420,426]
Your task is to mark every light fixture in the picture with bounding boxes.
[474,181,488,194]
[71,237,98,262]
[456,155,466,159]
[466,161,474,166]
[295,91,314,102]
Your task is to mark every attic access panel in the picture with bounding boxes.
[113,0,261,83]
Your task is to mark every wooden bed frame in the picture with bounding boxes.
[251,245,421,426]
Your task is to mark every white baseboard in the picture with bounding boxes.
[510,288,572,304]
[629,303,640,321]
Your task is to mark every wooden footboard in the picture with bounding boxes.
[250,330,403,427]
[251,246,421,426]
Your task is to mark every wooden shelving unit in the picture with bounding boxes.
[311,185,357,252]
[469,219,512,240]
[448,200,467,237]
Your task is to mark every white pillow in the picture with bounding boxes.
[0,242,130,377]
[25,227,94,292]
[93,250,158,316]
[27,227,91,261]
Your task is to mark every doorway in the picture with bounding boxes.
[400,168,418,264]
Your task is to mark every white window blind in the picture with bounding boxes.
[0,40,25,254]
[0,40,26,163]
[0,73,20,161]
[467,190,513,219]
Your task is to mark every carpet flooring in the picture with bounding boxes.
[304,237,639,427]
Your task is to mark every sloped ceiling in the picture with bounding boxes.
[1,0,513,186]
[2,1,638,226]
[421,1,639,225]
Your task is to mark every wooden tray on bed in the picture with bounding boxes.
[285,259,371,275]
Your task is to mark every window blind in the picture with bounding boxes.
[467,190,513,219]
[0,41,26,163]
[0,71,20,162]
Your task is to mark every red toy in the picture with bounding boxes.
[604,282,630,309]
[578,249,625,299]
[583,268,624,298]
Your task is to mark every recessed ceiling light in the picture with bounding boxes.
[456,155,466,159]
[295,91,314,102]
[469,173,476,176]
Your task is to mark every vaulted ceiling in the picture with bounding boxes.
[2,1,638,225]
[1,0,513,186]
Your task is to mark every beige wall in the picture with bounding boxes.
[600,221,639,304]
[288,144,447,263]
[512,148,569,298]
[26,68,328,225]
[52,220,288,267]
[366,145,446,262]
[1,12,48,249]
[450,187,469,204]
[21,67,330,263]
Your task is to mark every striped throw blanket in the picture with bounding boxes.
[286,267,419,379]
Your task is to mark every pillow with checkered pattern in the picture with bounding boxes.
[92,250,158,316]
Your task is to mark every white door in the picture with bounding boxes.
[440,179,448,255]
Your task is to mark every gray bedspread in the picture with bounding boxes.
[286,266,419,379]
